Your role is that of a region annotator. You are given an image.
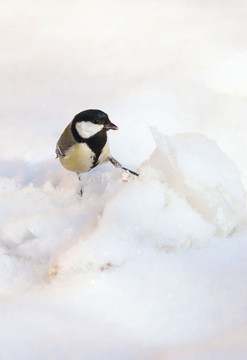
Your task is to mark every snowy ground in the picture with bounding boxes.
[1,1,247,359]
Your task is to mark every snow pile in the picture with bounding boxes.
[0,128,247,360]
[143,128,246,235]
[62,128,246,277]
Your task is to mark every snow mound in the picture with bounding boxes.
[0,131,247,360]
[1,128,245,294]
[59,128,246,275]
[141,127,246,235]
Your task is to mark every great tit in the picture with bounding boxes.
[56,109,138,193]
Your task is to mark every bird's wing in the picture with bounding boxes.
[55,122,76,158]
[55,142,65,157]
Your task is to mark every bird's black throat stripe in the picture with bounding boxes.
[71,125,107,168]
[86,131,107,168]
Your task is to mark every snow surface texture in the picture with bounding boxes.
[1,1,247,359]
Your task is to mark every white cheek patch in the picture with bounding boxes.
[76,121,104,138]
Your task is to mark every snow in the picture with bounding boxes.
[1,0,247,359]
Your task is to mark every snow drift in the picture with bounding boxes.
[0,128,247,360]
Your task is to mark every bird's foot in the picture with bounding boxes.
[109,157,139,177]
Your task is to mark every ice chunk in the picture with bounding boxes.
[141,127,246,235]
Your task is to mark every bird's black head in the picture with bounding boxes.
[71,109,118,141]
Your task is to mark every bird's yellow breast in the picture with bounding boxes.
[59,143,94,173]
[59,142,110,173]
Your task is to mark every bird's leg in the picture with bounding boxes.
[109,157,139,176]
[77,173,83,196]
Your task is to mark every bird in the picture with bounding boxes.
[56,109,138,194]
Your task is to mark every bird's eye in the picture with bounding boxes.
[94,119,100,124]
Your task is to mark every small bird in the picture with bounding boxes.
[56,109,138,194]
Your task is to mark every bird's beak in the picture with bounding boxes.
[104,122,118,131]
